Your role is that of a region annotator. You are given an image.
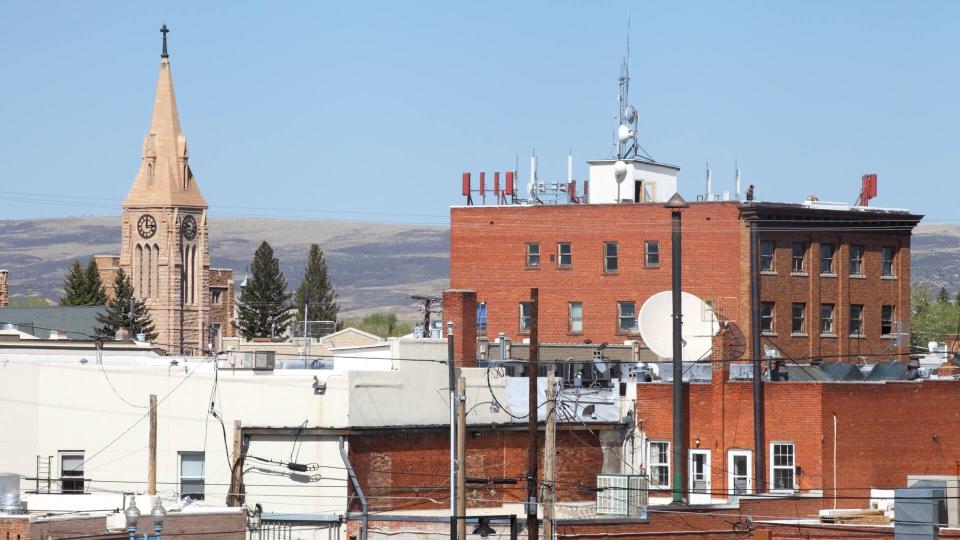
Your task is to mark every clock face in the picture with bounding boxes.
[181,215,198,240]
[137,214,157,239]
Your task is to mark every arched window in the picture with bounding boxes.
[152,243,160,299]
[144,244,152,298]
[134,244,143,297]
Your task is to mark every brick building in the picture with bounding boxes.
[450,199,921,362]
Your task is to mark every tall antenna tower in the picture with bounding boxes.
[615,13,640,161]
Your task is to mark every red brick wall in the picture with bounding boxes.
[443,289,477,368]
[0,511,245,539]
[348,429,604,512]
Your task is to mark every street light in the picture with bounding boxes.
[125,496,165,540]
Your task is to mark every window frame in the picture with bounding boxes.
[760,301,775,335]
[820,303,835,336]
[178,451,206,501]
[728,449,753,496]
[849,245,865,276]
[557,242,572,268]
[568,301,583,334]
[760,241,775,273]
[791,242,807,274]
[476,301,488,335]
[849,304,864,337]
[525,243,541,268]
[603,241,619,273]
[644,240,660,268]
[881,305,895,337]
[769,442,796,493]
[820,243,836,275]
[617,301,638,334]
[881,246,896,277]
[791,303,806,336]
[59,451,85,494]
[519,302,532,333]
[647,440,671,489]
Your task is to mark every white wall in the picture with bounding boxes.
[588,159,680,204]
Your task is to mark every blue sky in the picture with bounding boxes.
[1,1,956,224]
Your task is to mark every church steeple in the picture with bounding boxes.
[123,25,207,209]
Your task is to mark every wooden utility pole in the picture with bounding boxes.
[526,288,539,540]
[543,370,557,540]
[148,394,157,495]
[456,376,467,540]
[227,420,243,506]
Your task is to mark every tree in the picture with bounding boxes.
[337,312,413,339]
[95,268,158,341]
[9,296,52,307]
[938,287,951,303]
[294,244,339,334]
[236,241,293,339]
[60,258,107,306]
[911,284,960,350]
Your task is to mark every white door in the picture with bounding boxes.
[727,450,752,498]
[688,449,711,504]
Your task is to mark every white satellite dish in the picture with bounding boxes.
[617,124,632,142]
[638,291,718,361]
[614,160,628,183]
[625,105,637,124]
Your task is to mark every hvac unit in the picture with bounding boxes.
[595,474,649,517]
[240,351,276,370]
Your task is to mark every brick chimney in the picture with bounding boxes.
[442,289,477,368]
[0,269,8,307]
[711,322,732,386]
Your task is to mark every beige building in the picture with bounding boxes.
[99,30,233,353]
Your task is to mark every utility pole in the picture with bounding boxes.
[750,221,766,493]
[526,288,539,540]
[227,420,243,506]
[666,194,688,504]
[448,321,457,540]
[303,294,310,359]
[148,394,157,496]
[543,370,557,540]
[456,376,467,540]
[412,294,441,337]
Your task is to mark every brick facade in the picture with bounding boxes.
[0,511,245,539]
[443,289,477,368]
[0,269,7,306]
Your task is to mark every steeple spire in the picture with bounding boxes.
[160,24,169,58]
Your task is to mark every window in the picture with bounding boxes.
[791,243,807,273]
[770,443,795,492]
[557,243,572,267]
[647,441,670,488]
[525,243,540,267]
[820,304,835,335]
[881,246,896,277]
[849,245,864,276]
[60,452,84,494]
[618,301,638,333]
[760,302,775,334]
[760,241,775,272]
[476,302,487,334]
[645,240,660,267]
[604,242,618,272]
[820,244,835,274]
[211,287,224,305]
[849,304,864,336]
[519,302,532,332]
[568,302,583,333]
[881,305,895,336]
[791,303,806,335]
[179,452,205,501]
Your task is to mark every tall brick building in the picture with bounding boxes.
[450,194,921,362]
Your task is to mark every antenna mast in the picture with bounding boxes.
[616,13,639,161]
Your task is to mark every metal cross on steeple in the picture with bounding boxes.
[160,24,170,58]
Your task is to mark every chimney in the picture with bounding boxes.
[0,269,8,307]
[711,322,732,386]
[442,289,477,368]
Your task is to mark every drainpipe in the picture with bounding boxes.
[339,436,367,540]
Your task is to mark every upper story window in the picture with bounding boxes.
[645,240,660,267]
[791,243,807,274]
[760,302,775,334]
[647,441,670,488]
[179,451,205,501]
[519,301,532,333]
[881,305,895,336]
[557,242,572,267]
[211,288,224,305]
[791,303,806,335]
[881,246,896,277]
[618,301,638,333]
[604,242,618,272]
[820,244,835,274]
[770,442,796,492]
[760,241,775,272]
[849,304,864,336]
[476,301,487,335]
[568,302,583,333]
[525,243,540,267]
[820,304,835,335]
[60,451,85,494]
[849,245,864,276]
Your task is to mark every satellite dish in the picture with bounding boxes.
[614,160,628,183]
[638,291,718,361]
[617,124,632,143]
[625,105,637,124]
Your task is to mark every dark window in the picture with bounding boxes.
[760,302,775,333]
[60,452,84,494]
[525,243,540,267]
[820,304,835,335]
[568,302,583,333]
[557,243,572,267]
[849,245,864,276]
[476,302,487,335]
[791,303,806,334]
[881,246,896,276]
[820,244,835,274]
[211,288,224,305]
[849,304,864,336]
[618,301,638,333]
[791,243,807,273]
[645,240,660,267]
[519,302,532,332]
[604,242,618,272]
[179,452,205,501]
[760,241,775,272]
[881,305,895,336]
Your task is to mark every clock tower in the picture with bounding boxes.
[120,25,210,354]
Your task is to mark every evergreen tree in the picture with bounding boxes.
[236,241,293,339]
[294,244,339,334]
[59,258,107,306]
[95,268,158,341]
[938,287,951,303]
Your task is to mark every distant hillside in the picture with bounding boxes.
[1,218,957,316]
[0,217,449,319]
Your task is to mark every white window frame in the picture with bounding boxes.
[568,302,583,334]
[617,301,638,333]
[59,450,85,494]
[646,440,670,489]
[760,302,775,334]
[727,449,752,496]
[688,449,712,504]
[760,241,775,272]
[881,246,896,277]
[179,451,205,501]
[820,243,836,275]
[849,245,864,276]
[820,304,835,336]
[849,304,864,337]
[881,305,895,337]
[525,243,540,267]
[519,302,532,333]
[644,240,660,267]
[769,442,796,493]
[557,242,572,267]
[791,302,806,335]
[791,242,807,273]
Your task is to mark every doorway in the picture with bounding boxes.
[688,449,711,504]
